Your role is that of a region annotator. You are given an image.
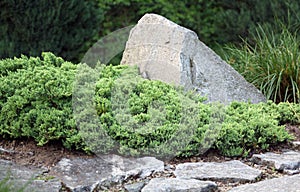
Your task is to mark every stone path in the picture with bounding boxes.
[0,150,300,192]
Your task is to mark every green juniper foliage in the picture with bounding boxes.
[0,52,80,149]
[91,65,204,158]
[0,53,297,157]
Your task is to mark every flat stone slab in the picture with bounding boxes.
[0,159,61,192]
[141,178,217,192]
[51,154,164,190]
[228,174,300,192]
[174,160,261,182]
[251,151,300,171]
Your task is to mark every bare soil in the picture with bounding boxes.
[0,138,93,169]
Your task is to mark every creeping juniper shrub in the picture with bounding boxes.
[0,53,296,157]
[92,65,205,157]
[215,101,293,157]
[0,52,80,149]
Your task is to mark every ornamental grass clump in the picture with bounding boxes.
[222,23,300,103]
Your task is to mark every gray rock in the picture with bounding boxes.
[0,159,61,192]
[124,181,146,192]
[121,13,266,104]
[228,174,300,192]
[251,151,300,171]
[122,156,165,178]
[50,154,164,191]
[174,160,261,182]
[141,178,217,192]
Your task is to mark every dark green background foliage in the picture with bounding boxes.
[2,0,300,65]
[215,0,300,45]
[98,0,300,48]
[0,53,298,157]
[0,0,102,63]
[98,0,219,46]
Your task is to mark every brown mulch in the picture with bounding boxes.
[0,138,94,168]
[0,124,299,169]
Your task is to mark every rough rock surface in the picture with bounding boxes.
[50,154,164,191]
[124,181,146,192]
[121,13,266,104]
[174,160,262,182]
[228,174,300,192]
[141,178,217,192]
[0,159,61,192]
[251,151,300,174]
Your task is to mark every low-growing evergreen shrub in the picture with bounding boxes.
[0,53,297,157]
[0,52,80,149]
[90,65,205,158]
[215,101,293,157]
[80,64,295,157]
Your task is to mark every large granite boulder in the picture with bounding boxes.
[121,13,266,104]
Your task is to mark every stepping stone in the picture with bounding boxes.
[251,151,300,171]
[228,174,300,192]
[50,154,164,191]
[0,159,61,192]
[174,160,261,182]
[141,178,217,192]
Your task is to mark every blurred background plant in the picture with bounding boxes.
[97,0,300,50]
[2,0,300,65]
[0,0,103,63]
